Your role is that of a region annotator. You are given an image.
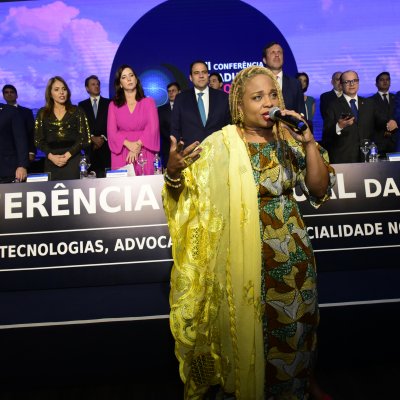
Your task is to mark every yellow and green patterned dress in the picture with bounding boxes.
[247,137,335,399]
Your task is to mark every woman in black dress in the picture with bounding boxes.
[35,76,90,180]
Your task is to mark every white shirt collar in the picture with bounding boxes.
[194,86,209,96]
[378,91,389,99]
[343,93,358,105]
[334,89,342,97]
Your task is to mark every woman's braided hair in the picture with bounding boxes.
[229,66,291,166]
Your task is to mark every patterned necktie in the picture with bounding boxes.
[93,98,98,118]
[197,93,207,126]
[349,99,358,122]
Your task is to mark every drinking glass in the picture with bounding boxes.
[360,139,371,163]
[137,152,147,175]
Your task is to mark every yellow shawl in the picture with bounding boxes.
[162,124,264,399]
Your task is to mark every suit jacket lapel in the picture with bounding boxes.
[98,97,107,115]
[206,89,215,127]
[358,96,365,116]
[85,98,95,119]
[338,95,351,113]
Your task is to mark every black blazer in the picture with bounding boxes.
[282,74,306,116]
[78,96,110,137]
[319,89,339,120]
[171,87,231,145]
[158,102,172,168]
[17,105,35,155]
[322,96,375,163]
[78,96,111,177]
[369,92,397,155]
[0,103,29,180]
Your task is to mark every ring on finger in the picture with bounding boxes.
[183,156,194,167]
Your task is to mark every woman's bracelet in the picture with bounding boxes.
[164,172,183,189]
[165,179,182,189]
[164,172,182,183]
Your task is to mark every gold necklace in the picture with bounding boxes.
[239,127,272,172]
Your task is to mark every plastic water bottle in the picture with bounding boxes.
[79,151,88,178]
[153,152,162,175]
[369,142,378,162]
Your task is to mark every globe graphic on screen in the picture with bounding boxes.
[139,69,171,106]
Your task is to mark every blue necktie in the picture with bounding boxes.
[349,99,358,122]
[197,93,206,126]
[93,98,98,118]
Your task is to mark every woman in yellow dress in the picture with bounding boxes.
[162,66,336,400]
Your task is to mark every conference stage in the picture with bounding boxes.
[0,162,399,387]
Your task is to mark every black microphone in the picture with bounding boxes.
[269,107,307,132]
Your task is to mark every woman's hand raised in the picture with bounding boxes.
[166,136,202,179]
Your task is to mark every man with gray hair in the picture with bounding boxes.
[319,71,342,120]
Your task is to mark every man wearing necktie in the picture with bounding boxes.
[78,75,111,177]
[369,72,398,156]
[322,70,376,163]
[158,82,181,168]
[262,42,306,116]
[171,60,231,146]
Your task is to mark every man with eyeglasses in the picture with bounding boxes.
[369,72,398,157]
[322,70,375,163]
[171,60,231,146]
[319,71,342,120]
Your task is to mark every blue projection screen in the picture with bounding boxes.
[1,0,400,141]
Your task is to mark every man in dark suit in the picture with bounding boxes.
[78,75,111,177]
[2,84,36,165]
[319,71,342,120]
[171,60,231,146]
[322,70,375,163]
[158,82,180,168]
[262,42,306,116]
[0,103,28,183]
[394,92,400,151]
[369,72,398,157]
